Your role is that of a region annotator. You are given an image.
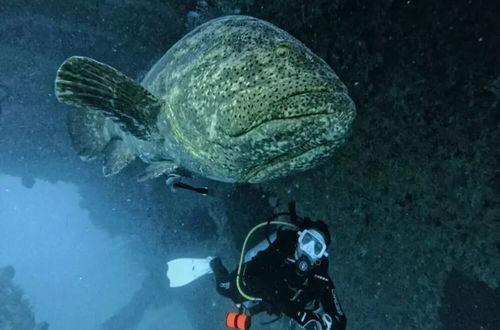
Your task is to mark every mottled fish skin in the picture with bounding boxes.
[143,15,355,183]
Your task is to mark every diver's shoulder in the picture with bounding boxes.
[276,228,298,240]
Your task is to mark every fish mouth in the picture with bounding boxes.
[228,88,336,138]
[235,90,355,183]
[242,143,333,183]
[285,87,331,100]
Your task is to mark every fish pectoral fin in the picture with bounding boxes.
[68,108,109,160]
[137,160,179,182]
[102,138,135,177]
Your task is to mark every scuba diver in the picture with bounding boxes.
[166,202,346,330]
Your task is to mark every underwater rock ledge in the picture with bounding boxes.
[0,265,49,330]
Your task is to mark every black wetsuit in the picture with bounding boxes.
[211,229,346,330]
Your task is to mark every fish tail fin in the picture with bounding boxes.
[55,56,162,139]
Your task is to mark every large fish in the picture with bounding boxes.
[55,15,356,183]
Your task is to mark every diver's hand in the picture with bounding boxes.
[297,311,338,330]
[302,319,322,330]
[299,313,326,330]
[321,312,346,330]
[322,314,332,330]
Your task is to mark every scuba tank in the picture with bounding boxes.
[236,201,310,301]
[243,231,277,263]
[222,202,300,329]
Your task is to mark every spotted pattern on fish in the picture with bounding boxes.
[141,15,355,183]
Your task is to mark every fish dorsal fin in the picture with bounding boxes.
[55,56,162,139]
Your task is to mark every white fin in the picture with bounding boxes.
[166,257,213,288]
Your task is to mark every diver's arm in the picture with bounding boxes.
[290,281,346,330]
[318,276,346,330]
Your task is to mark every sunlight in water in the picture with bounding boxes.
[0,175,148,330]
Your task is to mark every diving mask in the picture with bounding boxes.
[297,229,327,261]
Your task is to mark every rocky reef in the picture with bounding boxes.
[0,266,48,330]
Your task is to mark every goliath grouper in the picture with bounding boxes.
[55,15,356,183]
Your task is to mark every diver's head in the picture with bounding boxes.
[294,228,328,276]
[296,229,328,261]
[294,219,331,274]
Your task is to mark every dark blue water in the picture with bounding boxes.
[0,1,498,329]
